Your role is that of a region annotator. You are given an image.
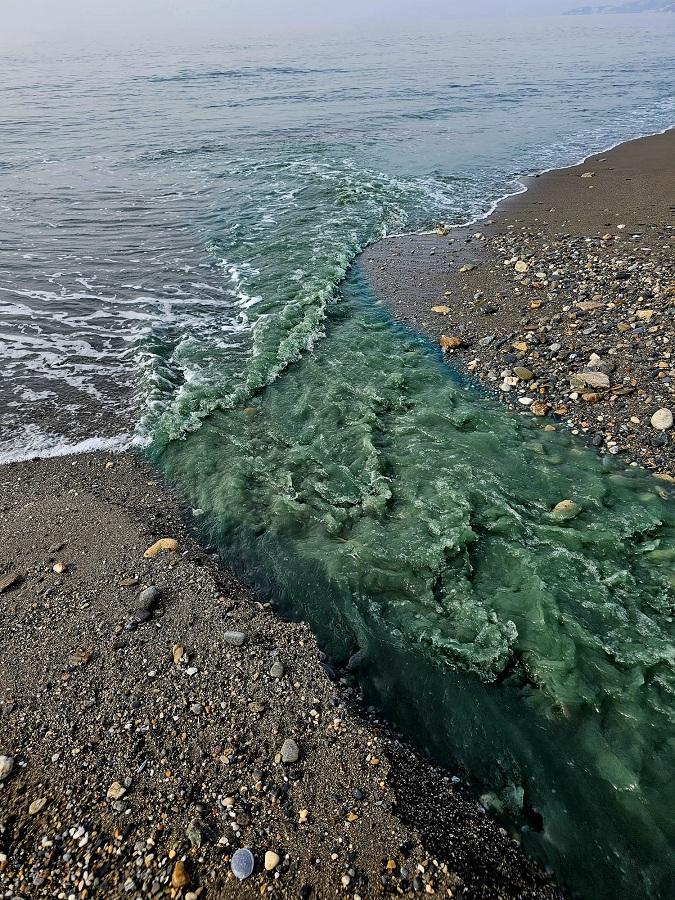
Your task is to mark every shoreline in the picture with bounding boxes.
[1,126,673,897]
[361,127,675,475]
[0,451,561,898]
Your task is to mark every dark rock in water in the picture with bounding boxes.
[651,432,668,448]
[347,648,367,671]
[231,847,254,881]
[591,433,604,447]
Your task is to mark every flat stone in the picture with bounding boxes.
[224,631,247,647]
[513,366,534,381]
[28,797,47,815]
[171,860,190,889]
[651,408,673,431]
[280,738,300,764]
[231,848,255,881]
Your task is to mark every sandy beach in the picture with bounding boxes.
[361,128,674,475]
[1,128,674,899]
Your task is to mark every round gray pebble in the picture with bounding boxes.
[231,847,255,880]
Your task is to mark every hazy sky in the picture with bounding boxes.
[3,1,574,45]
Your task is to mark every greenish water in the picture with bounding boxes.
[152,270,675,899]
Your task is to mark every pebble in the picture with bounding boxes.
[269,660,284,678]
[106,781,127,801]
[171,860,190,889]
[264,850,280,871]
[28,797,47,815]
[280,738,300,763]
[137,585,161,609]
[223,631,247,646]
[551,500,580,521]
[0,755,13,780]
[651,408,673,431]
[231,847,255,881]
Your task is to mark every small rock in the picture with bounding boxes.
[280,738,300,764]
[106,781,127,801]
[28,797,47,815]
[551,500,580,521]
[231,848,255,881]
[513,366,534,381]
[137,585,161,610]
[0,756,14,780]
[0,572,21,594]
[171,860,190,889]
[264,851,280,871]
[439,335,463,350]
[514,261,529,273]
[651,408,673,431]
[269,660,284,679]
[52,562,67,574]
[224,631,247,647]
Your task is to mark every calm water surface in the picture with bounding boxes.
[1,14,674,898]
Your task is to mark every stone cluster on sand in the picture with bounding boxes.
[446,224,674,475]
[0,453,560,899]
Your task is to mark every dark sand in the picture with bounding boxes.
[0,453,560,898]
[361,128,675,475]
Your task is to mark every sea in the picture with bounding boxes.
[1,13,674,898]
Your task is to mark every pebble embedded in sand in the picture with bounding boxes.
[264,851,280,871]
[231,848,255,881]
[171,860,190,889]
[651,408,673,431]
[514,260,529,273]
[280,738,300,763]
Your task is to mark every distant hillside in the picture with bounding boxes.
[564,0,675,13]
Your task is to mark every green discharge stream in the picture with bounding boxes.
[149,269,675,899]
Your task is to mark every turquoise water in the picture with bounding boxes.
[1,13,675,898]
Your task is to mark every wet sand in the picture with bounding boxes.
[361,128,675,475]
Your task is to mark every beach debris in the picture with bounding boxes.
[0,755,14,780]
[171,860,190,889]
[0,572,21,594]
[580,171,595,178]
[231,848,255,881]
[431,305,451,314]
[143,537,178,558]
[439,335,463,350]
[552,500,580,521]
[459,263,476,273]
[435,224,449,235]
[172,644,186,665]
[651,408,673,431]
